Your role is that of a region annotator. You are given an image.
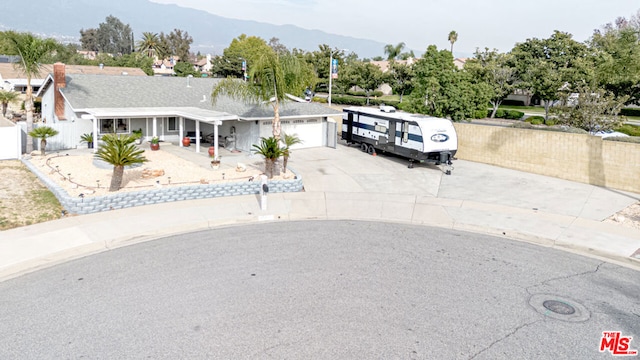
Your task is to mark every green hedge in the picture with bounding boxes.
[525,116,545,125]
[473,110,487,119]
[490,109,524,120]
[347,90,384,97]
[620,108,640,117]
[616,124,640,136]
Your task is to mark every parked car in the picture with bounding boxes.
[592,130,629,138]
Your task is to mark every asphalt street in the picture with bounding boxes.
[0,221,637,359]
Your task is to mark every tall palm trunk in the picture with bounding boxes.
[110,165,125,192]
[26,75,34,153]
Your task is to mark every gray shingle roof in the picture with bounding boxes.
[60,74,341,120]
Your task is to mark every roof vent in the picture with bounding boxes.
[380,105,396,113]
[121,72,128,76]
[99,63,104,69]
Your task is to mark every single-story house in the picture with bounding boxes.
[36,63,342,155]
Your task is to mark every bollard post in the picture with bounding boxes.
[260,175,268,210]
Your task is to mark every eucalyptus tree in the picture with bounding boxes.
[3,31,58,153]
[211,49,313,140]
[386,60,414,103]
[465,48,517,118]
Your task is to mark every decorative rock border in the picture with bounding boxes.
[22,159,303,215]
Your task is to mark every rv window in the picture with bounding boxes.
[374,125,387,133]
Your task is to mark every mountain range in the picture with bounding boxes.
[0,0,390,59]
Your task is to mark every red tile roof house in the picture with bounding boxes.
[36,63,341,156]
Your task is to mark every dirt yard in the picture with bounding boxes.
[0,160,63,230]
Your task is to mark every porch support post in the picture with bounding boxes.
[213,120,219,159]
[179,117,184,147]
[92,117,98,154]
[152,117,157,138]
[195,120,201,153]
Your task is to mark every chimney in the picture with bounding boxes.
[53,62,66,120]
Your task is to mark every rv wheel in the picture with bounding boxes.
[367,144,376,155]
[360,143,368,152]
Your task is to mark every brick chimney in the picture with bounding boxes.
[53,62,66,120]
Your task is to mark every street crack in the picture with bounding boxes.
[468,319,541,359]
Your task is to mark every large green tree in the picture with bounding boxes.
[3,31,58,153]
[167,29,193,61]
[408,45,491,121]
[211,50,313,140]
[511,30,591,122]
[589,23,640,105]
[385,60,414,103]
[210,34,273,78]
[465,48,517,118]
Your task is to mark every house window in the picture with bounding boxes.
[306,119,318,123]
[167,117,177,131]
[99,118,129,134]
[293,120,305,124]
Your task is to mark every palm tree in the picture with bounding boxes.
[252,136,284,179]
[281,133,303,174]
[211,50,311,141]
[95,134,148,191]
[136,32,161,58]
[4,31,59,153]
[0,90,20,117]
[28,126,59,156]
[384,42,406,60]
[448,31,458,54]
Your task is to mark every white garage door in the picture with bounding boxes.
[261,118,325,149]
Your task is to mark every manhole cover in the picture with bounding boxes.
[542,300,576,315]
[529,294,590,322]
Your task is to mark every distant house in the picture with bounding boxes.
[193,54,212,74]
[152,56,179,76]
[453,58,467,70]
[36,63,341,155]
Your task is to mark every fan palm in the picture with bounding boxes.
[252,136,284,179]
[95,134,148,191]
[0,90,20,117]
[384,42,405,61]
[136,32,161,58]
[281,133,302,174]
[211,50,312,141]
[4,31,59,153]
[28,126,59,156]
[448,31,458,54]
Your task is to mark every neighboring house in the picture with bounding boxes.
[369,58,416,95]
[152,56,179,76]
[193,54,212,74]
[37,63,341,155]
[0,63,146,93]
[77,50,99,60]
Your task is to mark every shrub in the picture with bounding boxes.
[620,108,640,117]
[502,110,523,120]
[331,95,366,106]
[525,115,545,125]
[615,124,640,137]
[545,118,556,126]
[313,96,327,103]
[494,109,505,118]
[473,110,488,119]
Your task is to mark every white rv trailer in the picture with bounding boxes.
[341,106,458,174]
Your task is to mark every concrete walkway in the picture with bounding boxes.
[1,144,639,281]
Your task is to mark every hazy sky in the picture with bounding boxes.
[149,0,639,56]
